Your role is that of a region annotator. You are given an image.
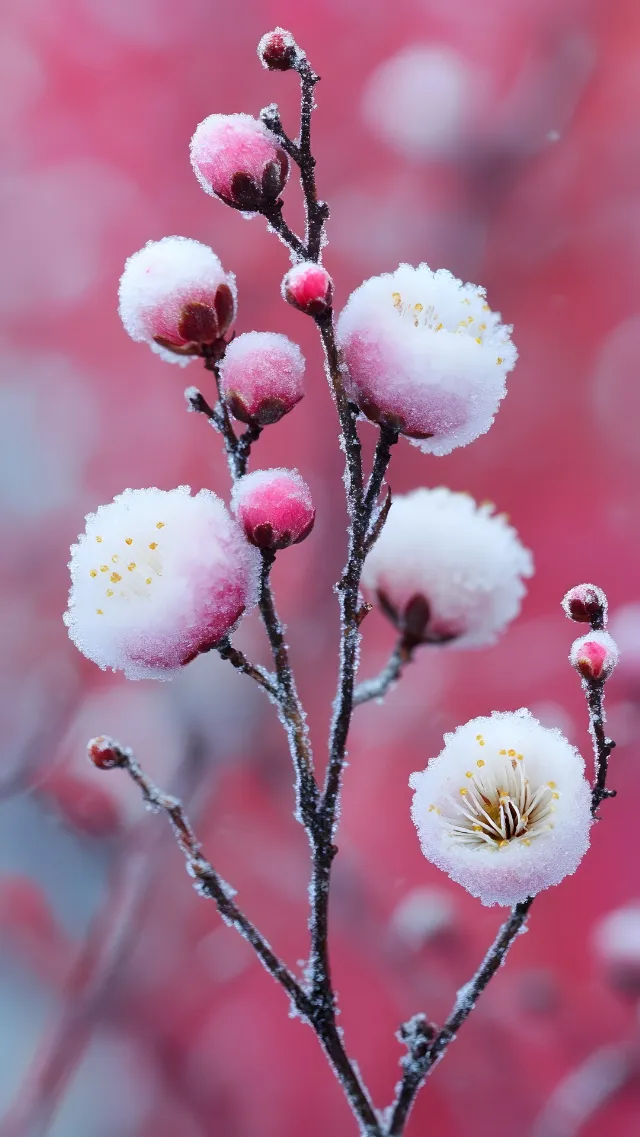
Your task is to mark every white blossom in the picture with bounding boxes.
[362,488,533,648]
[336,263,516,455]
[64,487,260,680]
[410,710,592,907]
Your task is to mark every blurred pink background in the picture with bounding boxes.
[2,0,640,1134]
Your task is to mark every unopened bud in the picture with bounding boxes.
[258,29,298,71]
[87,736,127,770]
[562,583,607,626]
[570,630,619,682]
[218,331,305,425]
[190,113,289,212]
[282,261,334,316]
[231,469,315,550]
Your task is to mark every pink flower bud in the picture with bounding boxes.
[87,736,127,770]
[118,237,236,364]
[570,631,619,682]
[562,583,607,626]
[190,114,289,212]
[218,331,305,425]
[231,469,315,550]
[64,487,261,680]
[336,263,517,455]
[282,261,334,316]
[258,28,298,71]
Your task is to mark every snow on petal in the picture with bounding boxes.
[64,487,260,680]
[410,710,592,907]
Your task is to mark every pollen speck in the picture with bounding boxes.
[125,537,133,545]
[146,577,152,585]
[89,570,97,578]
[149,541,158,550]
[156,522,165,529]
[459,788,468,796]
[96,536,103,543]
[496,356,504,365]
[96,608,103,615]
[110,572,122,583]
[112,555,119,563]
[100,565,108,573]
[476,759,485,767]
[465,771,473,779]
[128,563,136,571]
[106,589,114,597]
[508,749,516,757]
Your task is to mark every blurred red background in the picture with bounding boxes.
[2,0,640,1134]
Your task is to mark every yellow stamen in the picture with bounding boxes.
[476,759,485,768]
[547,781,556,789]
[146,577,152,585]
[465,771,473,779]
[100,565,108,573]
[89,570,97,578]
[496,357,504,365]
[96,608,103,615]
[149,541,158,550]
[508,749,516,757]
[125,537,133,546]
[110,572,121,583]
[112,555,119,563]
[459,788,468,796]
[96,536,103,543]
[106,589,114,597]
[156,522,165,529]
[128,563,136,572]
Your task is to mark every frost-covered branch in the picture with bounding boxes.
[354,636,415,707]
[215,636,279,698]
[386,897,534,1135]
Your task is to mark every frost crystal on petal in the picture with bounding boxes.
[336,263,516,454]
[409,710,592,907]
[64,487,260,679]
[362,487,533,649]
[190,114,289,211]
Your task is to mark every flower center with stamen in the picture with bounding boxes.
[437,737,559,850]
[88,521,167,615]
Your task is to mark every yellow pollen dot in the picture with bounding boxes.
[459,788,468,796]
[156,522,165,529]
[547,781,556,789]
[479,322,487,331]
[498,840,509,848]
[392,292,401,305]
[128,562,136,572]
[476,759,485,768]
[106,589,114,597]
[149,541,158,550]
[552,792,560,799]
[90,570,97,578]
[496,356,504,365]
[475,734,483,741]
[435,322,443,331]
[428,804,436,812]
[110,572,122,583]
[96,608,103,615]
[472,825,483,831]
[522,815,529,824]
[100,565,108,573]
[499,794,509,802]
[482,303,490,311]
[475,337,482,344]
[465,771,473,779]
[414,303,423,312]
[112,555,119,563]
[96,536,103,543]
[508,749,516,757]
[146,577,152,585]
[522,838,532,846]
[462,297,471,305]
[478,740,485,746]
[125,537,133,546]
[499,749,507,755]
[517,754,524,761]
[466,316,474,324]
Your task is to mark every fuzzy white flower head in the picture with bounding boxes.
[362,488,533,648]
[64,487,260,680]
[336,263,516,455]
[118,237,237,366]
[410,710,592,907]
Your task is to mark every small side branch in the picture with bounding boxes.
[216,637,279,699]
[386,898,534,1136]
[354,637,415,707]
[91,739,311,1018]
[586,678,616,815]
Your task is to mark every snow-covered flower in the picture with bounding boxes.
[592,904,640,994]
[118,237,236,365]
[362,488,533,648]
[190,114,289,212]
[570,630,619,682]
[64,487,260,680]
[562,583,607,625]
[410,710,592,907]
[218,331,305,425]
[336,263,516,455]
[282,262,334,316]
[231,468,315,550]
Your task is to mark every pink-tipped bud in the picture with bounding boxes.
[118,238,237,363]
[282,262,334,316]
[570,631,619,682]
[87,736,126,770]
[190,114,289,212]
[258,28,298,71]
[218,331,305,425]
[231,469,315,550]
[562,583,607,626]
